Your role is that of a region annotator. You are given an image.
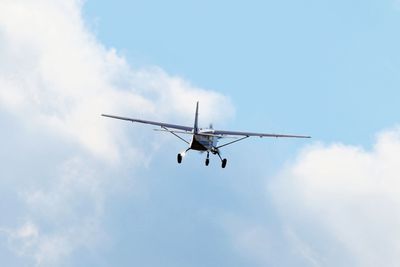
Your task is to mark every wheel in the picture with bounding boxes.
[221,158,227,168]
[205,158,210,166]
[177,153,182,164]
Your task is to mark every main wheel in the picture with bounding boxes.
[205,158,210,166]
[177,153,182,164]
[221,158,227,168]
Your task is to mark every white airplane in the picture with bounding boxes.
[102,102,310,168]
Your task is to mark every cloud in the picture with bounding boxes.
[223,216,277,266]
[1,156,108,267]
[0,0,233,163]
[269,127,400,267]
[0,0,232,265]
[4,218,104,267]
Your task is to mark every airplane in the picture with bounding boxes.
[102,102,311,168]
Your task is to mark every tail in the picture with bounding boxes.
[193,101,199,134]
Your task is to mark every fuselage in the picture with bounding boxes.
[189,130,219,151]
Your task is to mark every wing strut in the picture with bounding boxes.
[216,136,249,149]
[161,126,190,144]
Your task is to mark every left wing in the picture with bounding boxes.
[212,129,311,138]
[101,114,193,132]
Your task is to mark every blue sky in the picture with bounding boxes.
[85,0,400,145]
[1,1,400,266]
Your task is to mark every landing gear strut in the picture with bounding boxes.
[216,151,227,168]
[205,152,210,166]
[177,148,190,164]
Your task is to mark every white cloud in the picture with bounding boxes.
[4,217,104,267]
[0,0,233,265]
[17,223,39,240]
[2,157,108,267]
[0,0,233,163]
[269,127,400,267]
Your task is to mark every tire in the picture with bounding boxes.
[205,158,210,166]
[177,153,182,164]
[221,158,227,168]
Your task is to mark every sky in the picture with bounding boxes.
[1,0,400,266]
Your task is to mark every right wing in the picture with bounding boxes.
[101,114,193,132]
[212,129,311,138]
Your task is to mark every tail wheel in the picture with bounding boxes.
[205,158,210,166]
[177,153,182,164]
[221,158,227,168]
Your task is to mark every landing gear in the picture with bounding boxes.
[221,158,227,168]
[177,149,227,168]
[177,148,190,164]
[216,150,227,168]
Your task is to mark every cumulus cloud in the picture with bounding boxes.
[1,156,109,267]
[0,0,232,265]
[269,127,400,267]
[0,0,233,163]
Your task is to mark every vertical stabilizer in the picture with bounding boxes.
[194,101,199,134]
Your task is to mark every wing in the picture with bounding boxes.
[212,129,311,138]
[101,114,193,132]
